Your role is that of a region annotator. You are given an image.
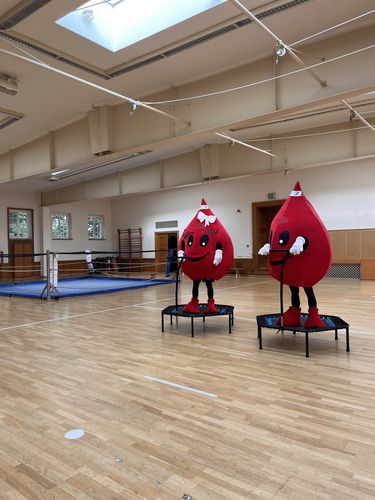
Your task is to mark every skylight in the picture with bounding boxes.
[56,0,227,53]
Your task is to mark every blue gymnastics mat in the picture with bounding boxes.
[0,276,174,299]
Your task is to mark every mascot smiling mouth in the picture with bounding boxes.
[270,259,285,266]
[186,253,209,262]
[269,250,290,266]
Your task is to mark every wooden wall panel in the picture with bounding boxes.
[361,260,375,280]
[346,230,361,259]
[329,229,375,261]
[361,231,375,259]
[329,231,346,260]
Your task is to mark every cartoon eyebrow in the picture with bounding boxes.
[183,231,193,237]
[206,229,218,235]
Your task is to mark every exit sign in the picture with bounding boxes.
[268,192,276,199]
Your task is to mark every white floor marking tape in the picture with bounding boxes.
[0,279,270,332]
[144,375,218,398]
[133,305,164,311]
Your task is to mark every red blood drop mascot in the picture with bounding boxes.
[178,199,234,313]
[258,182,332,327]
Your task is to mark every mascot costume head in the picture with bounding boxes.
[178,199,234,313]
[269,181,332,287]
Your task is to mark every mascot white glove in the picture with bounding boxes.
[177,250,185,259]
[258,243,270,256]
[290,236,305,255]
[213,249,223,266]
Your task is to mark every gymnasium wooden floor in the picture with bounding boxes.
[0,274,374,499]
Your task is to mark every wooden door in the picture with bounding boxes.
[155,233,169,273]
[12,242,34,279]
[154,231,179,274]
[8,208,35,280]
[252,200,284,272]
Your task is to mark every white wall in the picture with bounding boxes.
[0,189,41,254]
[42,199,113,259]
[111,157,375,258]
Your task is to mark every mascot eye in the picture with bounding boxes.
[200,234,209,247]
[187,234,194,247]
[278,231,290,246]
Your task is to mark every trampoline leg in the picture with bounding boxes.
[305,332,309,358]
[232,312,234,326]
[161,313,164,332]
[258,326,262,350]
[335,329,338,340]
[170,315,173,325]
[203,316,205,323]
[191,317,194,338]
[229,314,232,334]
[293,331,296,335]
[346,327,350,352]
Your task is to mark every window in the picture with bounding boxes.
[88,215,105,239]
[56,0,226,52]
[52,213,71,239]
[8,209,32,239]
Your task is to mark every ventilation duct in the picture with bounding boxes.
[0,0,53,30]
[199,144,221,180]
[0,107,23,129]
[88,105,114,156]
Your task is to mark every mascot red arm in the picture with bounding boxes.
[178,199,234,313]
[259,182,332,327]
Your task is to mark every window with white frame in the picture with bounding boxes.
[8,209,32,239]
[51,213,71,239]
[88,215,105,239]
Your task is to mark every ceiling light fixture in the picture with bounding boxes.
[82,9,94,22]
[0,74,18,96]
[129,102,137,116]
[50,169,70,176]
[275,42,287,63]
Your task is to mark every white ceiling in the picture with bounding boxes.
[0,0,374,191]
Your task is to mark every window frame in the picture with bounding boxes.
[88,214,105,240]
[51,212,72,240]
[7,208,33,240]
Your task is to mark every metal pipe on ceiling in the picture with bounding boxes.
[228,0,326,87]
[0,47,190,126]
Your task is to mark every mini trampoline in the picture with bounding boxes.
[0,276,174,299]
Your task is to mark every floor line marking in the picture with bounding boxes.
[144,376,218,398]
[133,305,163,311]
[0,279,270,332]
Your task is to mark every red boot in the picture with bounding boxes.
[277,306,301,327]
[183,298,200,313]
[204,298,219,313]
[304,307,325,328]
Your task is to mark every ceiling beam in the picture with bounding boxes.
[342,99,375,133]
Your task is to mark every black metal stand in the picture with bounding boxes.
[257,248,350,357]
[163,256,234,337]
[161,304,234,337]
[256,313,350,357]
